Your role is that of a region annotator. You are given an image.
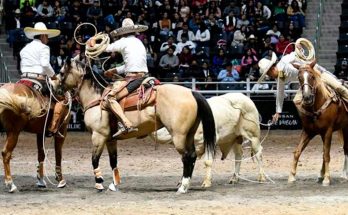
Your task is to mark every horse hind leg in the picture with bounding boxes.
[2,131,20,192]
[54,128,68,188]
[175,134,197,194]
[229,136,243,184]
[91,132,107,191]
[249,136,267,183]
[105,140,120,192]
[320,129,333,186]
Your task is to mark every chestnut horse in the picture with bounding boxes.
[289,61,348,186]
[59,55,216,193]
[0,81,69,192]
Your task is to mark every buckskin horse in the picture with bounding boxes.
[59,55,216,193]
[289,61,348,186]
[0,80,69,192]
[151,93,265,187]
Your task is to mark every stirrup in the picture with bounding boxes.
[112,126,138,138]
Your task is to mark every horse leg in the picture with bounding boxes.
[320,130,333,186]
[54,130,67,188]
[105,140,120,191]
[2,131,20,192]
[201,151,213,188]
[342,128,348,179]
[175,134,197,194]
[288,130,313,183]
[249,136,266,183]
[91,132,107,191]
[36,134,47,188]
[229,137,243,184]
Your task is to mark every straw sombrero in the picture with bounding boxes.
[257,51,277,83]
[112,18,148,37]
[24,22,61,39]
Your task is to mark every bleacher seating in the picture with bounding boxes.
[337,0,348,73]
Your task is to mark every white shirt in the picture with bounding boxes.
[175,41,196,55]
[20,39,55,77]
[275,52,330,113]
[105,35,148,73]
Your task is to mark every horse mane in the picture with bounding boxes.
[306,65,331,99]
[67,55,109,94]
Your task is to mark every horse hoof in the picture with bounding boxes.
[201,180,212,188]
[258,174,266,183]
[95,183,104,191]
[288,175,296,184]
[108,183,119,192]
[57,179,66,188]
[36,179,47,188]
[316,177,324,183]
[322,178,330,186]
[7,183,18,193]
[229,174,239,184]
[176,187,188,194]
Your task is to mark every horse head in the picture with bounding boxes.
[293,60,318,106]
[59,55,86,90]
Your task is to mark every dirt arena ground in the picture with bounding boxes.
[0,130,348,215]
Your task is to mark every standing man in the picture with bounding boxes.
[21,22,68,137]
[258,49,348,123]
[88,18,149,138]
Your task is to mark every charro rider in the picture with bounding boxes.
[20,22,67,137]
[88,18,149,138]
[258,39,348,123]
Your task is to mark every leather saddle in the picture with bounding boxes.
[119,77,160,111]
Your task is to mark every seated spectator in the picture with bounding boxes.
[7,9,23,48]
[255,1,272,20]
[36,0,54,22]
[20,0,36,27]
[241,0,256,18]
[205,0,222,19]
[275,34,293,57]
[284,21,301,41]
[223,1,240,17]
[287,0,305,30]
[223,11,237,44]
[197,60,213,82]
[188,12,202,34]
[218,62,241,90]
[244,34,258,55]
[266,24,281,44]
[195,23,210,58]
[53,0,68,23]
[178,46,195,78]
[175,33,196,55]
[202,75,216,90]
[260,36,274,56]
[159,12,172,40]
[231,25,246,54]
[177,22,195,42]
[143,37,157,77]
[86,0,103,29]
[69,0,84,23]
[171,12,183,36]
[51,47,67,73]
[160,35,177,53]
[160,0,174,15]
[211,48,226,76]
[236,14,250,29]
[273,0,287,31]
[241,48,258,80]
[159,46,180,80]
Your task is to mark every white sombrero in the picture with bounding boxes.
[257,51,277,83]
[24,22,61,39]
[112,18,148,37]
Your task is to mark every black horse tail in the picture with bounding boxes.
[192,91,216,157]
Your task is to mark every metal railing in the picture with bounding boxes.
[313,0,325,51]
[163,78,299,99]
[0,51,10,83]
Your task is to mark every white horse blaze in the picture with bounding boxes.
[303,71,310,95]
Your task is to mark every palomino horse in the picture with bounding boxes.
[0,81,69,192]
[59,55,216,193]
[152,93,265,187]
[290,61,348,186]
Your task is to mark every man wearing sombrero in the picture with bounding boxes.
[89,18,148,138]
[20,22,68,137]
[258,45,348,123]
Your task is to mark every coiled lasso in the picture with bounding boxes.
[295,38,316,62]
[74,23,110,60]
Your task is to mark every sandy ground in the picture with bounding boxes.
[0,130,348,215]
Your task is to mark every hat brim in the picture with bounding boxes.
[112,25,148,37]
[257,52,277,83]
[24,27,61,39]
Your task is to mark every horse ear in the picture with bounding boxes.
[292,63,300,70]
[310,59,317,68]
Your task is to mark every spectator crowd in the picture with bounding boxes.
[3,0,307,89]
